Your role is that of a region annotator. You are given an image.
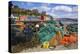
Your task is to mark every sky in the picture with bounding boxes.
[11,1,78,18]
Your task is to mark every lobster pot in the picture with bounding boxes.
[38,24,56,44]
[38,21,64,44]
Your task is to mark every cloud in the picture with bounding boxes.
[41,3,50,7]
[57,13,78,18]
[30,7,38,10]
[50,6,78,18]
[52,6,72,12]
[46,12,60,18]
[31,6,51,13]
[26,2,34,6]
[66,13,78,18]
[30,5,78,18]
[72,6,78,12]
[30,6,59,18]
[38,6,51,12]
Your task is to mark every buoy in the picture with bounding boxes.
[42,41,49,48]
[49,36,58,47]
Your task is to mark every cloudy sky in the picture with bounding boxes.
[12,1,78,18]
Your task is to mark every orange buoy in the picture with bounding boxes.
[60,35,70,45]
[69,35,77,43]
